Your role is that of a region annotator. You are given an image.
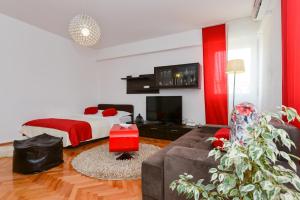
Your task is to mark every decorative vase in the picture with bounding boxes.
[230,102,258,144]
[135,113,144,125]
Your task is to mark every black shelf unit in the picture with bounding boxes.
[137,123,193,141]
[121,74,159,94]
[154,63,200,89]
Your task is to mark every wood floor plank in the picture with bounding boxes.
[0,137,170,200]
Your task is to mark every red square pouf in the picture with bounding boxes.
[109,124,139,152]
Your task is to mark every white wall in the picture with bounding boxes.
[0,13,98,143]
[258,0,282,112]
[227,18,261,112]
[95,32,205,124]
[226,7,282,114]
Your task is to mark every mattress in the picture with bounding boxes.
[20,114,124,147]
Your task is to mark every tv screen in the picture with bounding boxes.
[146,96,182,124]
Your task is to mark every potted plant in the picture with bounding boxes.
[170,106,300,200]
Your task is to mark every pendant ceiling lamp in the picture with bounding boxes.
[69,12,100,47]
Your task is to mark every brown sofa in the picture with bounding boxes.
[142,124,300,200]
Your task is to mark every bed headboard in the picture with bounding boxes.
[97,104,134,123]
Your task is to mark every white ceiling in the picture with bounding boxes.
[0,0,254,48]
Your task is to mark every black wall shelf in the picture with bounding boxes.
[121,74,159,94]
[121,63,200,94]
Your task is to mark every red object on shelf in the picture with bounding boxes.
[109,124,139,152]
[282,0,300,128]
[202,24,228,125]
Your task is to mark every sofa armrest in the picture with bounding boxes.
[164,146,216,200]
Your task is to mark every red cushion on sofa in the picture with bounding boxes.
[84,107,98,115]
[212,128,230,149]
[102,108,118,117]
[212,139,224,149]
[214,128,230,140]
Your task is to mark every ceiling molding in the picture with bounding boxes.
[95,30,202,62]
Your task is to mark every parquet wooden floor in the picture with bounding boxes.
[0,137,171,200]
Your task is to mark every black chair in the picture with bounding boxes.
[13,134,63,174]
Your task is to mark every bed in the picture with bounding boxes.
[20,104,134,147]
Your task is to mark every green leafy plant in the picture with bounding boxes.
[170,106,300,200]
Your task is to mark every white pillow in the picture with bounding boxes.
[119,115,132,123]
[117,111,131,118]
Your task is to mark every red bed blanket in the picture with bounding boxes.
[23,118,92,147]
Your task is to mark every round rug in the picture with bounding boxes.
[71,143,160,180]
[0,145,13,158]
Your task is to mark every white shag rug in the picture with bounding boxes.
[71,143,160,180]
[0,145,13,158]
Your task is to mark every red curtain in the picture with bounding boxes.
[202,24,228,125]
[282,0,300,128]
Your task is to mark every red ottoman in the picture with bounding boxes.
[109,124,139,159]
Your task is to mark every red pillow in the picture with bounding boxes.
[84,107,98,115]
[212,128,230,149]
[102,108,118,117]
[214,128,230,140]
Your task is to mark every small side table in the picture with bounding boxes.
[109,124,139,160]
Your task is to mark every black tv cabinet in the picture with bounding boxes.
[137,123,194,141]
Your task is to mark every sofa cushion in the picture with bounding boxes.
[198,126,223,135]
[179,134,211,142]
[144,145,174,167]
[142,144,174,200]
[270,121,300,163]
[192,140,212,150]
[164,146,216,200]
[184,127,217,138]
[172,138,199,148]
[142,127,220,200]
[179,129,214,144]
[142,161,164,200]
[178,135,203,142]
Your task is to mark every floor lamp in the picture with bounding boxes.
[226,59,245,108]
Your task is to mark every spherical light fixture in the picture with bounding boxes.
[68,14,100,47]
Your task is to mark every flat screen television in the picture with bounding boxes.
[146,96,182,124]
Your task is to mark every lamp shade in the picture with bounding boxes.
[69,14,101,47]
[226,59,245,74]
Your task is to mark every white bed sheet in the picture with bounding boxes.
[20,114,122,147]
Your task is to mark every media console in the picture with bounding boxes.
[137,122,195,141]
